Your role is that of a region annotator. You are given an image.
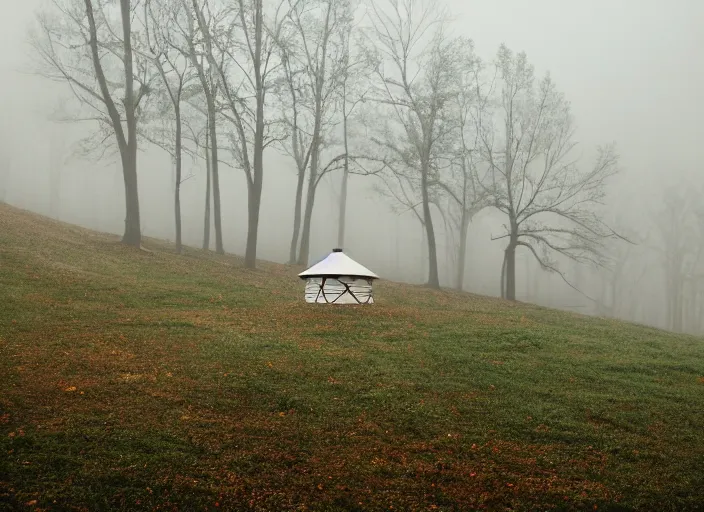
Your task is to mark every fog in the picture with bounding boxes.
[2,0,704,333]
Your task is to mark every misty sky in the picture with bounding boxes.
[4,0,703,180]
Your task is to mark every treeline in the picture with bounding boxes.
[31,0,621,299]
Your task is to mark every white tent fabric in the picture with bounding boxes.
[298,250,379,279]
[299,249,379,304]
[304,276,374,304]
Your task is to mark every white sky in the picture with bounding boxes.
[5,0,702,183]
[452,0,704,185]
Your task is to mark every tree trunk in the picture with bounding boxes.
[245,175,262,268]
[395,214,400,273]
[244,1,264,269]
[203,119,211,251]
[120,0,140,248]
[505,242,517,301]
[296,4,333,267]
[84,0,140,246]
[297,86,326,267]
[189,1,222,254]
[289,166,305,263]
[174,105,182,254]
[423,222,440,288]
[420,164,440,288]
[297,161,317,266]
[121,143,141,246]
[337,164,349,251]
[456,211,469,291]
[208,102,223,255]
[674,277,683,332]
[420,223,427,283]
[666,274,673,330]
[684,282,694,333]
[121,113,140,246]
[690,285,698,333]
[337,110,350,249]
[500,251,507,299]
[297,116,322,266]
[524,254,530,301]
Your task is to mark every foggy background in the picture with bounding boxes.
[2,0,703,333]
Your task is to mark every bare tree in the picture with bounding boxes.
[143,0,199,253]
[176,91,216,251]
[336,18,369,249]
[373,144,444,283]
[32,0,155,247]
[686,203,704,334]
[365,0,459,288]
[278,44,313,263]
[592,216,644,319]
[180,0,225,254]
[482,45,620,301]
[596,245,631,318]
[193,0,289,268]
[651,185,702,332]
[434,42,490,290]
[283,0,355,266]
[200,118,213,250]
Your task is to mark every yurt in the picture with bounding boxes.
[298,248,379,304]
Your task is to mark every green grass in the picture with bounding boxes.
[1,202,703,511]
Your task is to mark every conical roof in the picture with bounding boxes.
[298,248,379,280]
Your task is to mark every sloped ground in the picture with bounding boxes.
[0,202,703,511]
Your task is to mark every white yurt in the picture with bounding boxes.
[298,248,379,304]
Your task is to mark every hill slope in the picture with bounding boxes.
[1,202,703,511]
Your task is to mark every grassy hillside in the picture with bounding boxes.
[1,202,703,511]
